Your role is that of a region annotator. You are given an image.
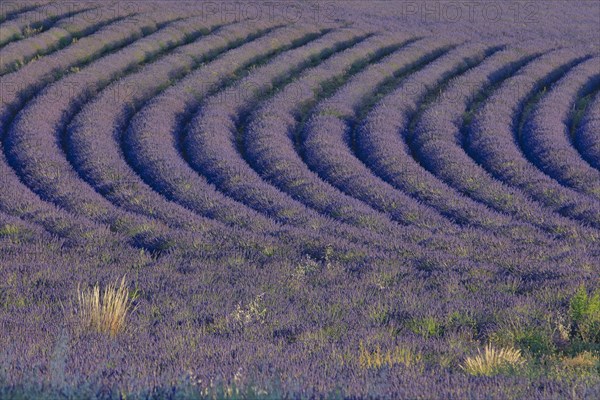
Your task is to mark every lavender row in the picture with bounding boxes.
[3,15,236,250]
[521,57,600,198]
[364,43,595,238]
[575,92,600,170]
[68,20,297,235]
[354,44,545,239]
[0,11,190,131]
[122,23,331,234]
[307,44,549,239]
[7,15,356,255]
[180,27,560,257]
[408,47,594,239]
[0,1,98,47]
[466,48,600,231]
[192,30,478,251]
[183,32,410,236]
[0,4,139,74]
[244,36,454,234]
[0,13,195,245]
[301,40,463,232]
[0,1,53,24]
[122,26,467,252]
[179,31,531,255]
[127,29,387,234]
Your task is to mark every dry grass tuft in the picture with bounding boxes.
[358,341,422,370]
[461,344,524,376]
[562,351,599,369]
[77,276,133,337]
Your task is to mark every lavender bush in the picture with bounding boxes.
[575,93,600,170]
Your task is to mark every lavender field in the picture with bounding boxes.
[0,1,599,398]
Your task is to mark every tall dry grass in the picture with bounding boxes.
[461,344,524,376]
[77,276,133,337]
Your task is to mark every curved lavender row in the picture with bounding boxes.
[303,44,547,238]
[124,27,449,251]
[1,9,288,252]
[180,31,529,257]
[136,28,520,254]
[299,40,465,232]
[521,57,600,197]
[184,32,415,235]
[0,14,189,245]
[248,37,455,232]
[0,1,53,24]
[0,169,129,247]
[0,4,138,74]
[113,21,486,260]
[575,92,600,169]
[4,15,233,249]
[68,20,294,234]
[358,42,592,238]
[0,1,99,47]
[128,29,381,232]
[354,45,546,237]
[0,12,189,130]
[466,48,600,231]
[0,207,60,243]
[409,47,596,237]
[123,25,337,234]
[412,48,600,236]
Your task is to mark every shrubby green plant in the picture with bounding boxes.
[569,285,600,344]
